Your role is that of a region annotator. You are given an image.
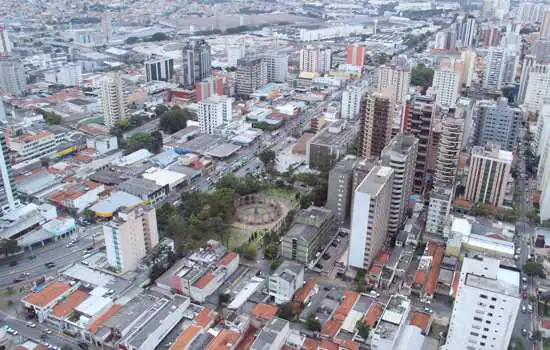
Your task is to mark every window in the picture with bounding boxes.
[470,332,479,337]
[485,320,491,324]
[480,294,488,299]
[491,297,497,301]
[489,305,495,309]
[474,317,482,322]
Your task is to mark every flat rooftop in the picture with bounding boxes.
[206,143,241,159]
[285,223,318,242]
[465,266,520,297]
[356,166,393,196]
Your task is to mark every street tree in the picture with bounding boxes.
[523,262,545,278]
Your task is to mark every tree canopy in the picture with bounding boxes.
[259,149,277,167]
[36,108,62,125]
[305,313,322,331]
[523,262,545,278]
[122,131,163,154]
[411,63,434,90]
[159,107,194,134]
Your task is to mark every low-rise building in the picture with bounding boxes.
[117,177,168,204]
[268,260,305,304]
[86,135,119,155]
[9,130,61,163]
[371,295,411,350]
[251,317,290,350]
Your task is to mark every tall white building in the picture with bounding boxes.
[433,68,460,108]
[518,2,548,23]
[524,68,550,113]
[197,95,233,135]
[483,48,506,90]
[100,73,129,128]
[0,131,18,214]
[445,256,520,350]
[57,63,83,87]
[377,59,411,104]
[462,50,476,88]
[341,83,366,120]
[0,58,25,96]
[268,260,304,304]
[0,26,12,57]
[348,166,394,270]
[380,134,418,236]
[103,205,159,273]
[264,54,288,83]
[542,9,550,40]
[299,47,331,73]
[456,16,477,48]
[537,105,550,221]
[145,57,174,82]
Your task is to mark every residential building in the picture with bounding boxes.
[100,72,129,128]
[86,135,118,155]
[264,54,288,83]
[464,144,513,207]
[524,67,550,113]
[432,67,460,108]
[371,295,411,350]
[518,55,539,103]
[445,256,521,350]
[281,206,336,265]
[456,15,477,48]
[117,177,168,205]
[197,95,233,134]
[518,2,547,23]
[0,132,17,214]
[346,44,366,67]
[473,97,522,152]
[102,205,159,273]
[268,260,305,304]
[377,59,411,104]
[145,57,174,82]
[299,46,331,73]
[482,48,506,90]
[195,76,224,102]
[479,25,501,47]
[9,131,59,163]
[307,120,357,171]
[532,40,550,63]
[0,58,25,96]
[341,83,366,120]
[0,26,12,57]
[360,92,393,158]
[251,317,290,350]
[326,155,358,224]
[543,8,550,40]
[405,95,436,194]
[57,63,83,87]
[434,29,457,51]
[181,39,212,86]
[426,108,464,236]
[348,166,394,270]
[380,134,418,236]
[236,57,267,96]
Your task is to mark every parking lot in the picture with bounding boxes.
[310,229,350,278]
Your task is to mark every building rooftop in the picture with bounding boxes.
[251,317,289,350]
[465,266,520,297]
[363,302,384,328]
[294,279,318,304]
[88,305,122,333]
[171,325,203,350]
[334,290,359,322]
[381,133,418,162]
[206,143,241,159]
[23,282,71,307]
[251,303,279,321]
[356,166,393,196]
[90,190,143,217]
[51,290,89,318]
[206,329,240,350]
[471,144,513,163]
[410,311,431,333]
[309,121,356,148]
[117,177,162,196]
[273,260,303,282]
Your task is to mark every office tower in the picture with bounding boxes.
[405,95,436,194]
[103,205,159,273]
[377,58,411,104]
[542,9,550,40]
[483,48,506,90]
[0,58,25,96]
[456,15,477,48]
[474,98,522,152]
[524,68,550,112]
[341,83,366,120]
[445,256,521,350]
[264,54,288,83]
[462,50,476,87]
[181,39,212,86]
[101,13,112,43]
[518,2,547,23]
[432,68,460,108]
[326,155,358,225]
[426,108,464,236]
[346,44,365,67]
[236,57,267,96]
[197,95,233,135]
[195,76,224,102]
[145,57,174,82]
[0,26,11,57]
[0,131,18,214]
[56,63,83,87]
[464,144,512,207]
[380,134,418,236]
[299,46,331,73]
[348,166,394,270]
[360,92,393,158]
[100,72,129,128]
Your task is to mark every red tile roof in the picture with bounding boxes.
[206,329,240,350]
[88,304,122,333]
[363,303,383,328]
[321,319,342,338]
[542,320,550,330]
[410,311,432,332]
[51,290,88,318]
[170,325,203,350]
[334,291,359,321]
[23,282,71,307]
[251,303,279,321]
[195,307,217,328]
[451,270,461,298]
[216,252,238,267]
[235,326,257,350]
[294,279,317,304]
[334,339,360,350]
[194,272,215,289]
[424,245,444,295]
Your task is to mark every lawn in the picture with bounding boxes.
[263,187,299,206]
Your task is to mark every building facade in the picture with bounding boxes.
[264,54,288,83]
[181,39,212,86]
[377,60,411,104]
[268,260,304,304]
[145,57,174,82]
[0,58,25,96]
[299,47,331,73]
[524,68,550,113]
[197,95,233,134]
[473,97,522,152]
[482,48,506,90]
[195,76,224,102]
[348,166,394,270]
[326,156,358,225]
[346,44,366,67]
[100,72,129,128]
[360,92,393,158]
[236,57,267,96]
[341,83,366,120]
[0,131,17,214]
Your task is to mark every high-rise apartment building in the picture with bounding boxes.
[432,68,460,108]
[531,40,550,63]
[299,46,331,73]
[542,9,550,40]
[195,76,225,102]
[524,68,550,113]
[483,48,506,90]
[236,57,267,96]
[341,82,366,120]
[197,95,233,135]
[264,54,288,83]
[0,58,25,96]
[456,15,477,48]
[434,29,457,51]
[537,105,550,221]
[181,39,212,86]
[103,205,159,273]
[145,57,174,82]
[380,134,418,236]
[101,13,112,43]
[519,58,549,103]
[100,73,129,128]
[56,63,83,87]
[480,25,501,47]
[464,144,512,207]
[360,92,393,158]
[426,108,464,236]
[445,256,521,350]
[346,44,365,67]
[462,50,476,87]
[519,2,548,23]
[377,59,411,104]
[348,166,394,270]
[405,95,436,194]
[0,26,12,57]
[473,97,522,152]
[0,131,18,214]
[326,155,358,225]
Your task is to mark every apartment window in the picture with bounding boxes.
[491,297,497,301]
[480,294,488,299]
[470,332,479,337]
[474,317,482,322]
[480,342,486,346]
[483,328,489,332]
[489,305,495,309]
